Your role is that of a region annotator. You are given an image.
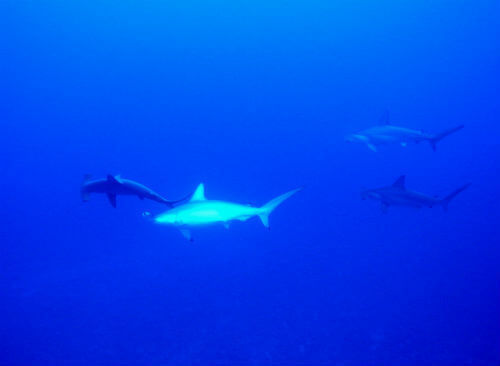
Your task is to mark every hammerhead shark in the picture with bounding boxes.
[362,175,470,213]
[143,183,301,241]
[81,174,186,208]
[345,111,464,152]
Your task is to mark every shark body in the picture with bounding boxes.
[81,174,185,208]
[346,111,464,152]
[144,183,301,241]
[362,175,470,213]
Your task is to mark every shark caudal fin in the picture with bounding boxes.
[429,125,464,151]
[162,194,192,207]
[164,187,200,207]
[441,183,471,211]
[258,188,302,228]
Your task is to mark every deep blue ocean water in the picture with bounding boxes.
[2,1,500,365]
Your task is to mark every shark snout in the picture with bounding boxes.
[344,134,356,143]
[142,211,154,222]
[345,134,367,143]
[361,190,380,200]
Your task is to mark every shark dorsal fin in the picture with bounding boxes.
[107,174,123,184]
[392,175,406,189]
[379,110,390,125]
[190,183,206,201]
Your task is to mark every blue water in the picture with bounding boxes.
[2,1,500,365]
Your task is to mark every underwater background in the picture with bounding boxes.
[2,1,500,365]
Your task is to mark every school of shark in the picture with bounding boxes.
[81,111,469,241]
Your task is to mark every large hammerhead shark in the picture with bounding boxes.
[346,111,464,152]
[143,183,301,241]
[362,175,470,213]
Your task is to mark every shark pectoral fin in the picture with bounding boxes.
[367,143,378,152]
[258,214,270,229]
[180,229,193,242]
[107,193,117,208]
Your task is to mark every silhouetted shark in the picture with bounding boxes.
[81,174,186,208]
[346,111,464,152]
[362,175,470,213]
[143,183,301,241]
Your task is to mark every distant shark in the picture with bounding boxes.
[143,183,301,241]
[362,175,470,213]
[81,174,186,208]
[345,111,464,152]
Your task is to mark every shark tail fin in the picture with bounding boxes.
[162,192,193,207]
[441,183,471,211]
[258,188,301,228]
[429,125,464,151]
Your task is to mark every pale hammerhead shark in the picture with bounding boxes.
[362,175,470,213]
[81,174,186,208]
[143,183,301,241]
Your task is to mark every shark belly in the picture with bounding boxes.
[369,134,400,144]
[385,192,438,208]
[366,127,424,145]
[392,197,424,207]
[156,201,258,226]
